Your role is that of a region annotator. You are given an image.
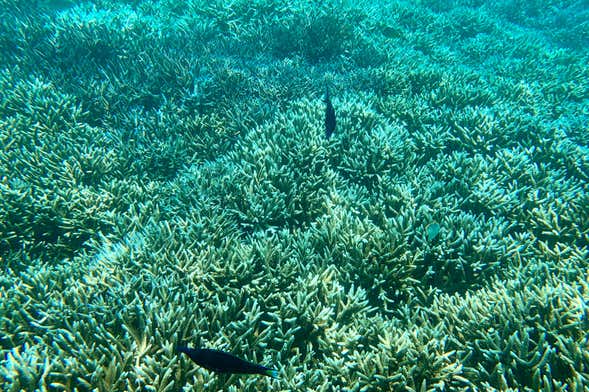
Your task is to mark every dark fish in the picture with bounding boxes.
[177,346,278,378]
[324,86,336,139]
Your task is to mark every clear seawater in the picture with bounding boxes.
[1,0,587,391]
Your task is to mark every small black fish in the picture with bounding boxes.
[177,346,278,378]
[324,86,336,139]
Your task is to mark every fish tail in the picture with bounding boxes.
[263,368,279,379]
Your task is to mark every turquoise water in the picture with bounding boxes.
[1,0,587,390]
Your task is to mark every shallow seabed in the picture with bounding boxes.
[1,0,588,390]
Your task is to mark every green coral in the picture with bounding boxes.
[1,0,588,391]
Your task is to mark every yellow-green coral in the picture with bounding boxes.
[1,0,588,391]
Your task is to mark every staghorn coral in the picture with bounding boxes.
[1,0,588,391]
[0,74,124,262]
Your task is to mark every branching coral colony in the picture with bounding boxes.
[1,0,588,391]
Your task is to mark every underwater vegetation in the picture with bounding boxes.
[1,0,588,390]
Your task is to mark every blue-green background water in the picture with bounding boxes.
[1,0,588,390]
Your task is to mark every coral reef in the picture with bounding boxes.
[1,0,587,391]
